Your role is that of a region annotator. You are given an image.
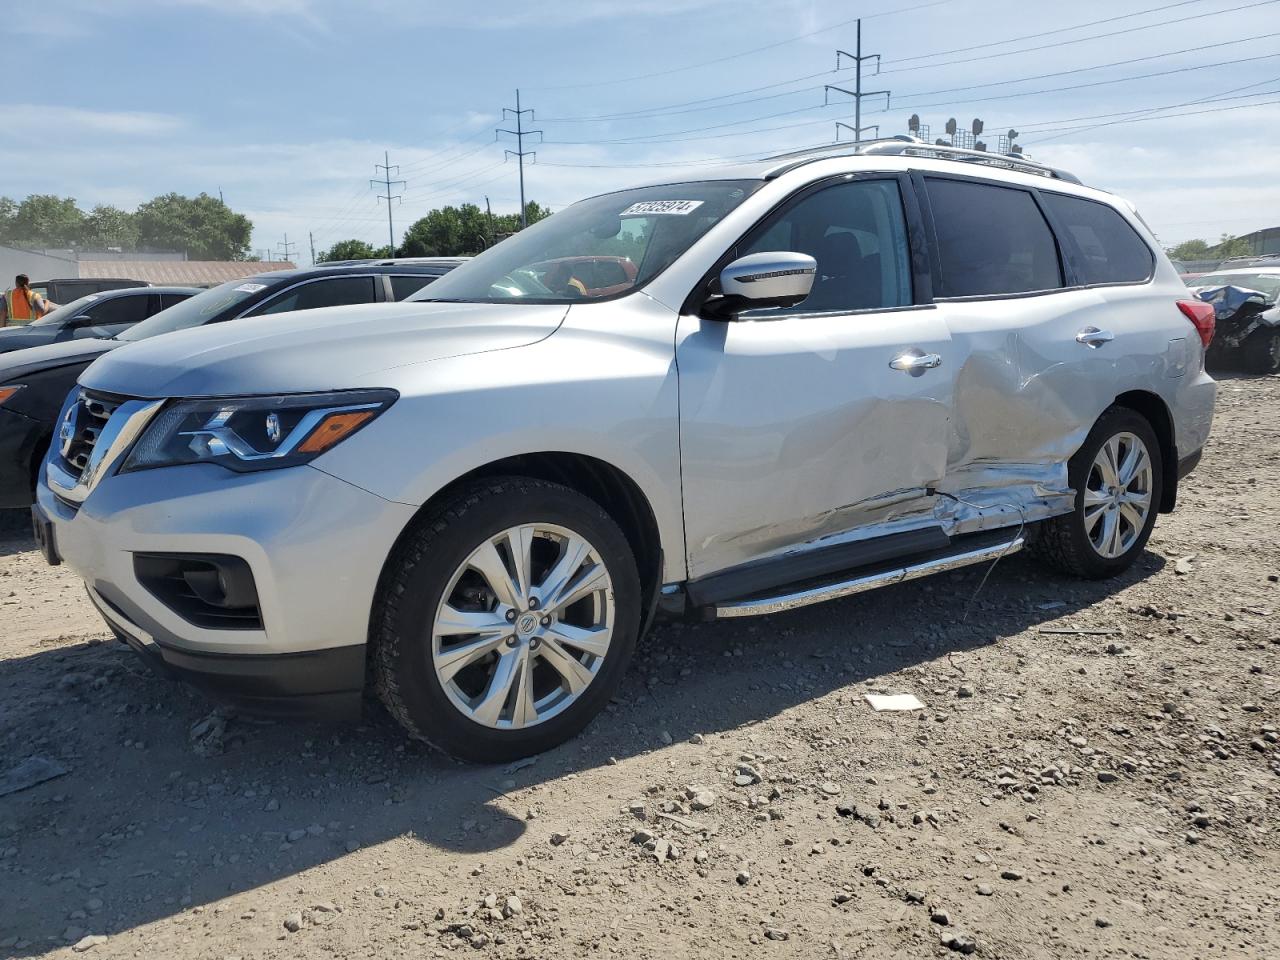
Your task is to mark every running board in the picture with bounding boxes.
[709,535,1024,619]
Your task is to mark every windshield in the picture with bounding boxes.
[408,180,761,304]
[1188,272,1280,304]
[29,294,99,327]
[116,278,272,341]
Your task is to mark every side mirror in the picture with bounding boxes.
[705,252,816,319]
[68,315,98,328]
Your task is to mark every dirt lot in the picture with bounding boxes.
[1,375,1277,960]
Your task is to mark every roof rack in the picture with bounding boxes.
[762,136,1082,185]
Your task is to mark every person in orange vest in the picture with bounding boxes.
[1,275,55,326]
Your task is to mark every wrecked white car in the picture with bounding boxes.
[1187,267,1280,374]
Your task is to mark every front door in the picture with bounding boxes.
[676,176,955,581]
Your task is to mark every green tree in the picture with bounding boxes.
[81,204,139,251]
[10,195,86,247]
[1166,238,1211,261]
[1210,233,1253,259]
[400,200,551,257]
[0,196,16,242]
[316,239,382,262]
[134,192,252,260]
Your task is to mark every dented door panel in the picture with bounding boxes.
[676,308,955,580]
[934,283,1195,527]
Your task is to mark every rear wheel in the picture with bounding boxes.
[1243,327,1280,375]
[1030,407,1163,580]
[373,477,640,762]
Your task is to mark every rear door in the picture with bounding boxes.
[676,175,956,580]
[920,175,1146,507]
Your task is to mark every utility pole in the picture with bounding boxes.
[484,196,495,249]
[309,231,316,265]
[371,151,406,254]
[276,233,298,264]
[826,19,890,143]
[218,187,224,205]
[497,89,542,229]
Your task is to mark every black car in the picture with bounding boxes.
[0,286,199,355]
[0,260,460,508]
[29,277,150,303]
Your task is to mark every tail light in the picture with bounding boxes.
[1177,299,1215,348]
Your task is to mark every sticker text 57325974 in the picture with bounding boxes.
[620,200,705,217]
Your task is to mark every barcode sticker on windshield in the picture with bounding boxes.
[234,283,268,293]
[620,200,704,216]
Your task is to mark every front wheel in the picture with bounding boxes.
[372,477,640,763]
[1029,407,1163,580]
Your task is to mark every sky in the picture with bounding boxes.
[2,0,1278,262]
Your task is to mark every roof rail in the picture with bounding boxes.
[762,136,1082,185]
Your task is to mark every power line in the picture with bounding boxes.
[276,233,298,264]
[497,90,541,229]
[371,151,406,253]
[527,0,948,91]
[826,19,889,143]
[534,0,1264,126]
[539,32,1278,148]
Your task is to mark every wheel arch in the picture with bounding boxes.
[375,451,666,642]
[1112,389,1177,513]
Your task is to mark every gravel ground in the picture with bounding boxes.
[1,374,1277,959]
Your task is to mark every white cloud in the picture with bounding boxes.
[0,105,184,137]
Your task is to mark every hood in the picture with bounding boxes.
[80,300,568,398]
[0,324,50,353]
[0,336,117,383]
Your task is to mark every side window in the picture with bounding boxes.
[251,276,378,316]
[739,178,913,316]
[926,178,1063,297]
[159,292,193,310]
[1040,193,1154,285]
[84,294,152,325]
[389,275,436,300]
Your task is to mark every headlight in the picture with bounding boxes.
[0,385,24,406]
[121,389,397,473]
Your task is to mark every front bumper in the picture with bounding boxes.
[0,406,47,508]
[37,459,418,715]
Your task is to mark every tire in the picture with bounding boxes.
[372,477,640,763]
[1243,327,1280,375]
[1029,406,1163,580]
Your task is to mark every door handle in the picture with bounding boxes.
[1075,326,1115,348]
[890,349,943,376]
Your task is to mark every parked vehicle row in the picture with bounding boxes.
[0,286,200,354]
[0,260,460,508]
[26,140,1217,762]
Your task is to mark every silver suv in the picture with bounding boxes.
[34,141,1216,761]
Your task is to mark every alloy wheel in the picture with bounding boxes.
[431,523,615,730]
[1083,431,1154,559]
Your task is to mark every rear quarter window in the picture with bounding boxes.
[1041,193,1154,285]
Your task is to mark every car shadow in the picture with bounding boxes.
[0,549,1164,952]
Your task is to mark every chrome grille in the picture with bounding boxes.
[59,390,125,478]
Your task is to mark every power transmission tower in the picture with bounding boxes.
[825,19,890,143]
[276,233,298,264]
[497,90,542,229]
[371,151,406,254]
